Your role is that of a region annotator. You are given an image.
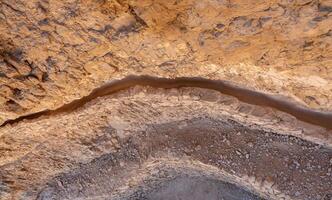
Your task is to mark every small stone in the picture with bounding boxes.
[195,145,202,151]
[236,150,242,156]
[294,161,300,169]
[57,180,64,188]
[111,138,121,149]
[128,180,136,187]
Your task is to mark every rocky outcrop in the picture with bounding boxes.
[0,0,331,199]
[0,0,331,123]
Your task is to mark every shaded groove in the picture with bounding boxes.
[1,75,332,129]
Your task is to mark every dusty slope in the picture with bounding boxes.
[1,86,331,199]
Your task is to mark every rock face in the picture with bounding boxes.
[0,0,332,122]
[0,0,331,200]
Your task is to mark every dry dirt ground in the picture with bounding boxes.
[0,0,332,200]
[1,87,332,199]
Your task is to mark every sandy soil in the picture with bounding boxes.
[1,86,331,199]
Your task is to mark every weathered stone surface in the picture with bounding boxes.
[0,0,331,123]
[0,1,331,200]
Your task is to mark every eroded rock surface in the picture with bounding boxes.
[0,1,332,200]
[0,0,332,123]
